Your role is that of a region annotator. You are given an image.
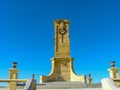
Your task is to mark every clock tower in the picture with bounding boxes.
[40,19,86,83]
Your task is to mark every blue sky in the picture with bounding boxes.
[0,0,120,84]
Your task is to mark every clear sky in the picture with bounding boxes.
[0,0,120,85]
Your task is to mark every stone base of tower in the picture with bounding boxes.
[40,57,86,83]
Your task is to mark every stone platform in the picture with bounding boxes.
[1,82,101,89]
[0,81,102,90]
[0,88,102,90]
[0,86,102,90]
[38,82,101,89]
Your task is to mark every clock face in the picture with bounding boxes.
[59,27,67,35]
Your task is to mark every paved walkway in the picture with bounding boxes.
[36,89,102,90]
[0,87,102,90]
[0,88,102,90]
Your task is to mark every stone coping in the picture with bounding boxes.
[0,79,27,82]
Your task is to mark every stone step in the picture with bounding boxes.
[37,82,101,89]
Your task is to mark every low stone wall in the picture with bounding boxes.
[101,78,120,90]
[24,79,36,90]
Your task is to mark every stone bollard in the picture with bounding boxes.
[108,68,120,79]
[8,62,19,90]
[108,61,120,79]
[9,62,19,79]
[87,74,92,85]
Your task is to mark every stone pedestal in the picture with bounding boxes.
[9,68,19,79]
[108,67,120,79]
[88,77,92,84]
[8,68,19,90]
[9,82,17,90]
[40,58,86,83]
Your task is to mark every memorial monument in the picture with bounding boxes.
[40,19,86,83]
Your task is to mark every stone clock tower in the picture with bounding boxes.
[40,19,86,83]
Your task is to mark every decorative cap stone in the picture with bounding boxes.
[110,61,115,67]
[88,74,91,78]
[54,19,70,24]
[12,62,18,68]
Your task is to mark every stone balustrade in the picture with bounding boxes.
[0,79,27,90]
